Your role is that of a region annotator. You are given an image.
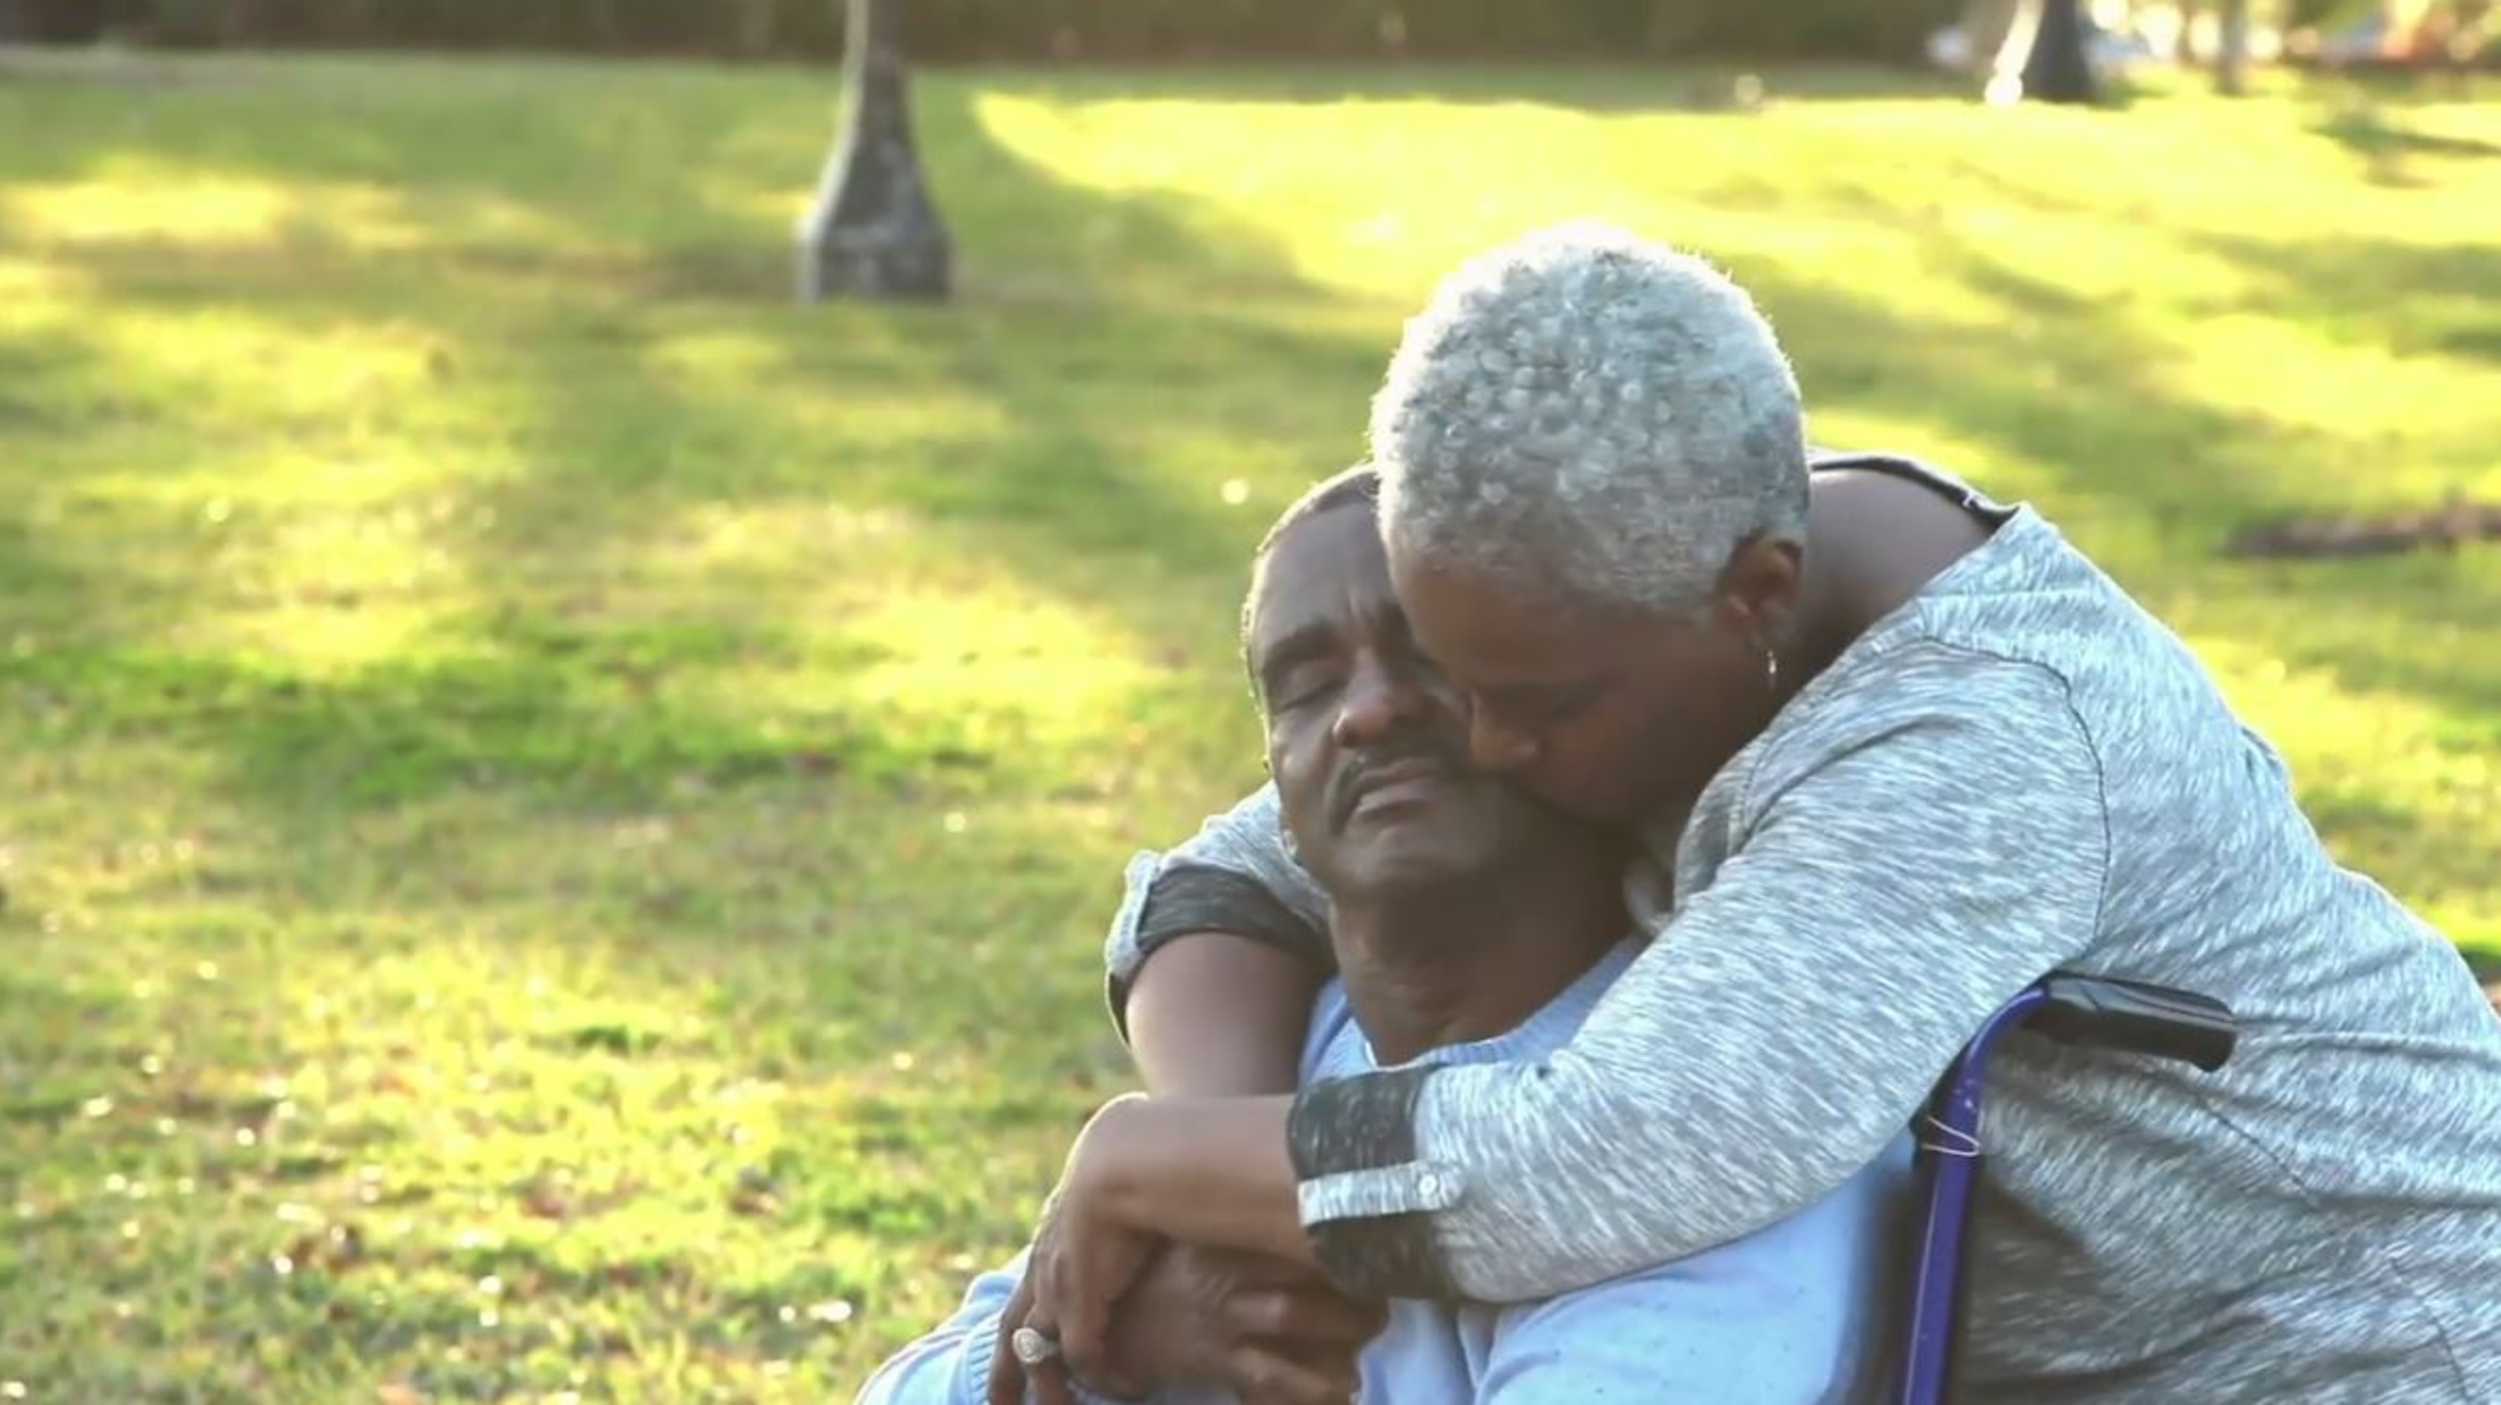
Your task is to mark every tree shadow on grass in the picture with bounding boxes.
[1736,235,2501,911]
[2200,231,2501,365]
[0,324,181,634]
[2313,100,2501,187]
[953,61,1970,112]
[1748,251,2325,548]
[0,62,1390,830]
[5,53,2493,901]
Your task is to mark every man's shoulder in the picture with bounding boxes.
[1298,978,1365,1085]
[1303,942,1646,1087]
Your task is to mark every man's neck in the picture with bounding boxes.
[1327,849,1628,1067]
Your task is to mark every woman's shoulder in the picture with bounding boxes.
[1757,507,2154,776]
[1692,634,2103,857]
[1760,633,2087,774]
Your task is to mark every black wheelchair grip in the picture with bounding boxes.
[2028,974,2239,1072]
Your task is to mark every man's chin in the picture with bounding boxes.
[1330,827,1491,896]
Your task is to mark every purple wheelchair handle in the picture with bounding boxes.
[1895,975,2237,1405]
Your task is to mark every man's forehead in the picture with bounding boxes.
[1249,504,1392,647]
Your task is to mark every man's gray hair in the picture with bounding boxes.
[1371,222,1810,615]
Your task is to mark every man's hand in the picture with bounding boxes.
[1109,1245,1384,1403]
[985,1093,1318,1405]
[988,1097,1168,1405]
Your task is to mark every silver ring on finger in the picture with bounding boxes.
[1011,1324,1062,1366]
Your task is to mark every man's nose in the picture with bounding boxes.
[1466,705,1541,773]
[1330,655,1429,750]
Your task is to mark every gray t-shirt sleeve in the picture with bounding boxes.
[1292,652,2110,1301]
[1102,783,1334,1029]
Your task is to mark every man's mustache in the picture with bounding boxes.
[1328,732,1469,831]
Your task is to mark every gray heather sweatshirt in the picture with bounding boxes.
[1104,480,2501,1402]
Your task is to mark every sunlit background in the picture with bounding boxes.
[1,0,2495,1397]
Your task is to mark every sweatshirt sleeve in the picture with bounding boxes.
[1286,655,2110,1301]
[1103,783,1334,1030]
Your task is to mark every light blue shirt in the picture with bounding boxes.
[856,940,1912,1404]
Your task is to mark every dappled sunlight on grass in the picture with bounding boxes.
[0,897,1047,1396]
[975,73,2499,534]
[1,751,1119,1393]
[826,585,1168,757]
[0,251,96,307]
[2190,631,2501,948]
[644,326,794,387]
[2,165,602,265]
[1,52,2495,1396]
[177,504,477,673]
[4,168,302,244]
[78,309,470,449]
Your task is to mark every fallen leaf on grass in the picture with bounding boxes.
[520,1185,572,1221]
[281,1222,367,1276]
[729,1166,781,1217]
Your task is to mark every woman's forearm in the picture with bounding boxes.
[1087,1094,1314,1268]
[1127,933,1322,1097]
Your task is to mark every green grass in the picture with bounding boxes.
[0,48,2495,1400]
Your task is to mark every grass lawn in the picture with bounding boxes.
[0,47,2495,1401]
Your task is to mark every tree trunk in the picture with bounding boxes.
[2216,0,2250,93]
[734,0,780,57]
[795,0,952,302]
[2021,0,2101,103]
[1965,0,2027,64]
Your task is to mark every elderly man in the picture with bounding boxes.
[857,467,1911,1404]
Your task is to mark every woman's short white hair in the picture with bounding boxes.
[1371,222,1809,615]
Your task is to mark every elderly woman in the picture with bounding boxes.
[992,225,2501,1404]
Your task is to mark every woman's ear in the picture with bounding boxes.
[1713,533,1803,632]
